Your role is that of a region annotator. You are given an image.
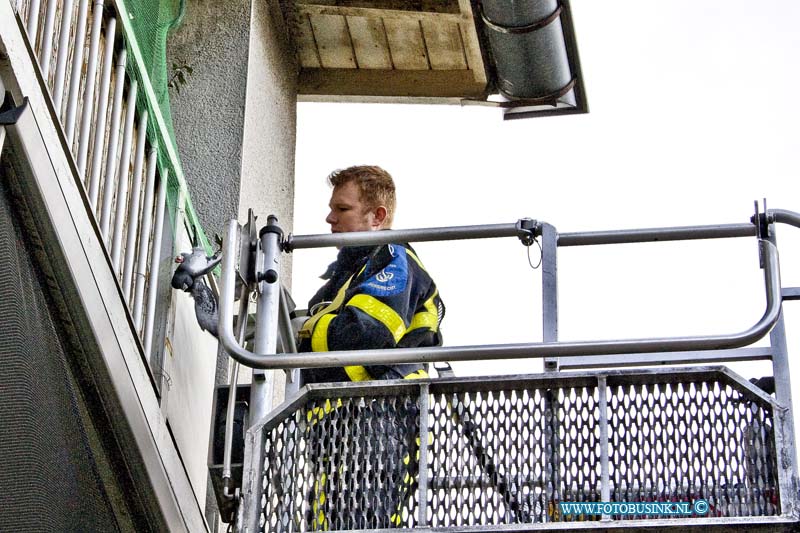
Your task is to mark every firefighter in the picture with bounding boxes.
[297,165,444,379]
[297,165,444,529]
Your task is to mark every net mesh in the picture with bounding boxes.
[117,0,211,251]
[0,165,123,531]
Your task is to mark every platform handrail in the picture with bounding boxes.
[218,217,783,370]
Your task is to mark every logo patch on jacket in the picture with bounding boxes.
[361,246,408,296]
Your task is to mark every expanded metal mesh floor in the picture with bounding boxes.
[256,369,779,531]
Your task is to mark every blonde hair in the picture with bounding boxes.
[328,165,396,228]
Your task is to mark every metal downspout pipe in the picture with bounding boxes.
[480,0,575,103]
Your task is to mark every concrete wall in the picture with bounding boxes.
[169,0,248,241]
[167,0,298,527]
[169,0,297,240]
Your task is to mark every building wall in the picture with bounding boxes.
[167,0,298,526]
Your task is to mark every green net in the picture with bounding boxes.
[115,0,211,253]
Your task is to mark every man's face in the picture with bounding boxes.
[326,181,380,233]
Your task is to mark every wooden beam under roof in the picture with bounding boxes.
[284,0,488,101]
[298,68,486,98]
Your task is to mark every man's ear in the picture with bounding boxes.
[372,205,388,229]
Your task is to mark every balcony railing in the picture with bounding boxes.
[11,0,209,365]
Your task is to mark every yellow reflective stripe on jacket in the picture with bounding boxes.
[307,398,343,425]
[346,293,407,343]
[299,276,352,340]
[405,247,425,270]
[344,366,428,381]
[408,290,439,333]
[311,313,335,352]
[344,365,372,381]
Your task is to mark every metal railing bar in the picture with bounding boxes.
[286,221,758,251]
[256,366,758,430]
[25,0,41,46]
[76,0,105,177]
[221,218,781,369]
[64,0,90,146]
[51,0,74,113]
[770,208,800,229]
[597,375,610,520]
[110,0,209,257]
[287,222,524,250]
[557,223,756,247]
[417,383,431,527]
[87,15,115,210]
[133,147,157,328]
[143,169,167,356]
[224,285,250,498]
[557,346,774,371]
[278,286,297,354]
[122,108,148,298]
[783,287,800,301]
[38,0,58,77]
[99,47,125,237]
[715,366,779,407]
[109,78,137,270]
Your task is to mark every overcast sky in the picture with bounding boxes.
[290,0,800,397]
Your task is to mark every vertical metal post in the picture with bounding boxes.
[38,0,59,79]
[122,109,148,299]
[417,383,431,527]
[51,0,75,113]
[597,376,611,521]
[64,0,90,146]
[766,225,798,517]
[224,285,250,498]
[278,286,300,397]
[250,215,281,426]
[87,16,116,210]
[132,147,158,329]
[244,215,282,533]
[25,0,41,48]
[540,223,561,520]
[541,223,559,371]
[142,169,167,358]
[99,48,126,237]
[76,0,105,177]
[110,79,138,270]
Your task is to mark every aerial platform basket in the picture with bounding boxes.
[208,206,800,532]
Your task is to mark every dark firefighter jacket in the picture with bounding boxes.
[298,243,444,384]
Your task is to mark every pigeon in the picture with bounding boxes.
[189,278,219,337]
[171,247,222,337]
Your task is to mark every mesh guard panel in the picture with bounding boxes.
[0,169,121,531]
[254,373,779,531]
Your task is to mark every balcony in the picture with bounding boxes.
[2,0,218,529]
